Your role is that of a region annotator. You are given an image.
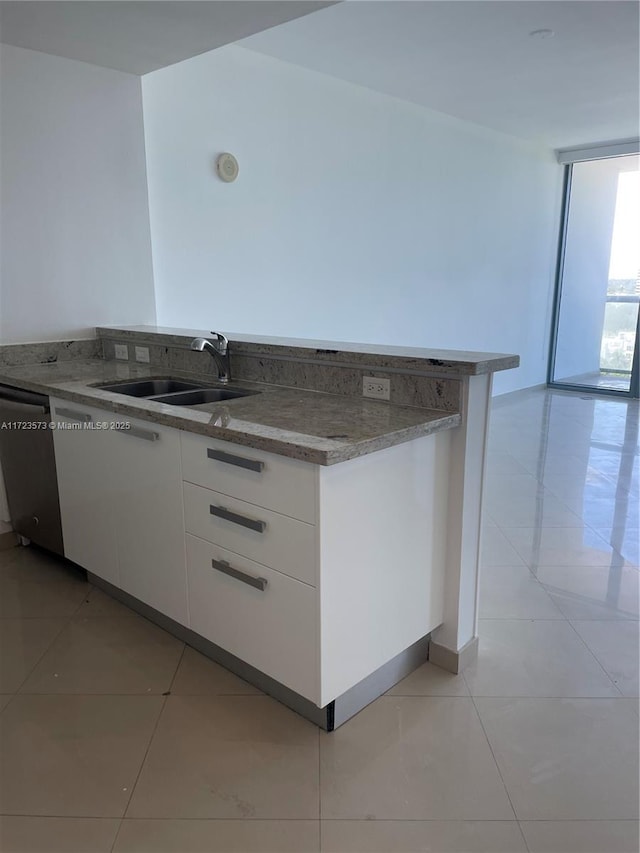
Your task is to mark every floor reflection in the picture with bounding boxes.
[487,388,639,619]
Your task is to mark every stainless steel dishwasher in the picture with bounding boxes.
[0,384,64,556]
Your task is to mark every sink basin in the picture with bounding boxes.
[97,378,210,397]
[152,388,260,406]
[95,377,260,406]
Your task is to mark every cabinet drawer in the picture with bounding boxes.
[186,534,317,702]
[183,482,316,586]
[180,433,316,523]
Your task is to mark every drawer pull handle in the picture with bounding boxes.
[118,425,159,442]
[55,408,92,423]
[210,504,266,533]
[212,558,267,591]
[207,448,264,473]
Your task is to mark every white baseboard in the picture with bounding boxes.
[492,382,547,402]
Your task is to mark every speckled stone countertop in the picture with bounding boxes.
[98,326,520,375]
[0,359,461,465]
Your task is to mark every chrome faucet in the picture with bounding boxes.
[190,332,230,384]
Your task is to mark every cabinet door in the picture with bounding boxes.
[51,399,119,585]
[110,417,188,626]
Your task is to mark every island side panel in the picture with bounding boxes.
[430,372,492,670]
[317,431,450,707]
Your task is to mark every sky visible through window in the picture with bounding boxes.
[608,169,639,282]
[601,165,639,374]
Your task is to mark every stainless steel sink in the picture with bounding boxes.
[94,377,260,406]
[96,378,210,397]
[152,388,260,406]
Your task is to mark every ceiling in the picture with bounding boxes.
[239,1,640,150]
[0,1,637,149]
[0,1,336,75]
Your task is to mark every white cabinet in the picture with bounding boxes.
[51,398,188,625]
[180,428,451,707]
[110,420,187,626]
[181,433,319,698]
[53,396,451,711]
[51,400,119,586]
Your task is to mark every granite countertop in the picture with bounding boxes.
[0,359,461,465]
[99,326,520,375]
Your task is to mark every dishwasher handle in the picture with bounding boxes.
[0,385,50,412]
[0,397,48,419]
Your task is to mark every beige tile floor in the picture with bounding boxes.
[0,388,638,852]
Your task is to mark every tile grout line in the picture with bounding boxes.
[109,816,123,853]
[119,694,168,822]
[166,643,187,695]
[110,638,190,845]
[0,693,16,715]
[567,615,628,695]
[516,819,532,853]
[467,694,521,827]
[478,617,569,622]
[453,694,635,699]
[0,549,88,707]
[2,813,636,822]
[11,610,76,697]
[565,619,630,698]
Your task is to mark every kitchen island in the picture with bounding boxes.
[0,328,518,729]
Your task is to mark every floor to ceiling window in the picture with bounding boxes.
[549,148,639,397]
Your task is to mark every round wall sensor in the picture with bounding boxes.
[216,153,239,182]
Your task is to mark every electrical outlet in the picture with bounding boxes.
[114,344,128,360]
[362,376,390,400]
[135,346,150,363]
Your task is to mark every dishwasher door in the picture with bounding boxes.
[0,388,65,556]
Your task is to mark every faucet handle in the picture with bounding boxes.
[209,331,228,354]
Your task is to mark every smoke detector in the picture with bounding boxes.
[216,153,239,183]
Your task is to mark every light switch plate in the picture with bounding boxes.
[114,344,128,360]
[135,346,150,363]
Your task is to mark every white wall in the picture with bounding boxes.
[142,45,562,394]
[0,44,156,343]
